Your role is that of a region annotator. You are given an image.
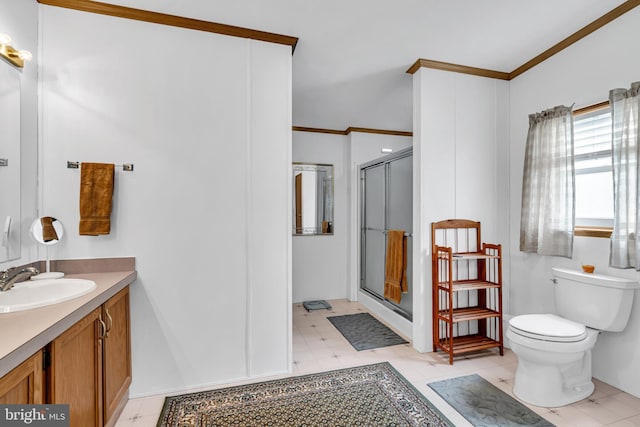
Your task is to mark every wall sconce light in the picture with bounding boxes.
[0,33,32,68]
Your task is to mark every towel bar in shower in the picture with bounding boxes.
[364,227,412,237]
[67,161,134,171]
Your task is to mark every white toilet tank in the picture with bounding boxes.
[553,267,640,332]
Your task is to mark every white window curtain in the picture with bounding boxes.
[520,105,574,258]
[610,82,640,269]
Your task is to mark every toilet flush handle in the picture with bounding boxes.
[550,278,557,284]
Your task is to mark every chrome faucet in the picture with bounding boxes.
[0,267,39,292]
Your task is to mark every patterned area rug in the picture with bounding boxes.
[327,312,408,351]
[157,363,453,426]
[428,374,554,427]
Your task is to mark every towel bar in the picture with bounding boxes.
[67,161,134,171]
[364,227,412,237]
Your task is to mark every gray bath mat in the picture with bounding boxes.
[327,312,408,351]
[428,374,554,427]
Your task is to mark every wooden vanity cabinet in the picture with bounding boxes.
[48,286,131,427]
[102,286,132,426]
[48,307,103,427]
[0,351,44,404]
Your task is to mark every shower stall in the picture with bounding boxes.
[360,147,413,319]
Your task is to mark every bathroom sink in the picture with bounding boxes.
[0,278,97,313]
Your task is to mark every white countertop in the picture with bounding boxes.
[0,270,137,377]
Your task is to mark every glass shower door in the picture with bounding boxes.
[360,148,413,319]
[387,154,413,316]
[362,164,386,300]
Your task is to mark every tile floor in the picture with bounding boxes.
[116,299,640,426]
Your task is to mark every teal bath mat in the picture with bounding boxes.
[428,374,554,427]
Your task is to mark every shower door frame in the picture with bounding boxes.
[359,147,413,320]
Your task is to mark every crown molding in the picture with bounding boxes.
[37,0,299,52]
[406,59,510,80]
[408,0,640,80]
[292,126,347,135]
[345,127,413,137]
[510,0,640,79]
[293,126,413,137]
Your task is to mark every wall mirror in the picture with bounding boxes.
[293,163,334,235]
[0,59,21,262]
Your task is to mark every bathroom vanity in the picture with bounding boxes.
[0,259,136,427]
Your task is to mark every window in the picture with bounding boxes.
[573,105,613,233]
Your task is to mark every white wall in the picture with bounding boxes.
[292,131,347,303]
[39,6,292,396]
[0,0,39,270]
[508,7,640,396]
[413,68,509,352]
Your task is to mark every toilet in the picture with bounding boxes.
[507,267,639,407]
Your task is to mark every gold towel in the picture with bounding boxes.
[79,163,114,236]
[384,230,408,304]
[41,216,59,242]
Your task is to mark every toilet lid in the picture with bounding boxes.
[509,314,587,342]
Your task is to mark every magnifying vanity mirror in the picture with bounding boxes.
[0,58,21,262]
[293,163,334,235]
[30,217,65,279]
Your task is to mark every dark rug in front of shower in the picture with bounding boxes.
[327,312,408,351]
[428,374,555,427]
[156,362,453,427]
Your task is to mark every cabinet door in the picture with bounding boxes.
[0,351,43,404]
[102,286,131,427]
[49,307,103,427]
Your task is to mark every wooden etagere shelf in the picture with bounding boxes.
[431,219,503,364]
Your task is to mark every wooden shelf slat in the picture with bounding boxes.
[436,335,501,354]
[437,279,500,291]
[438,307,500,322]
[450,252,499,260]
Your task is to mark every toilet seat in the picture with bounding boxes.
[509,314,587,342]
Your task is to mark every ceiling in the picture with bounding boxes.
[87,0,629,131]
